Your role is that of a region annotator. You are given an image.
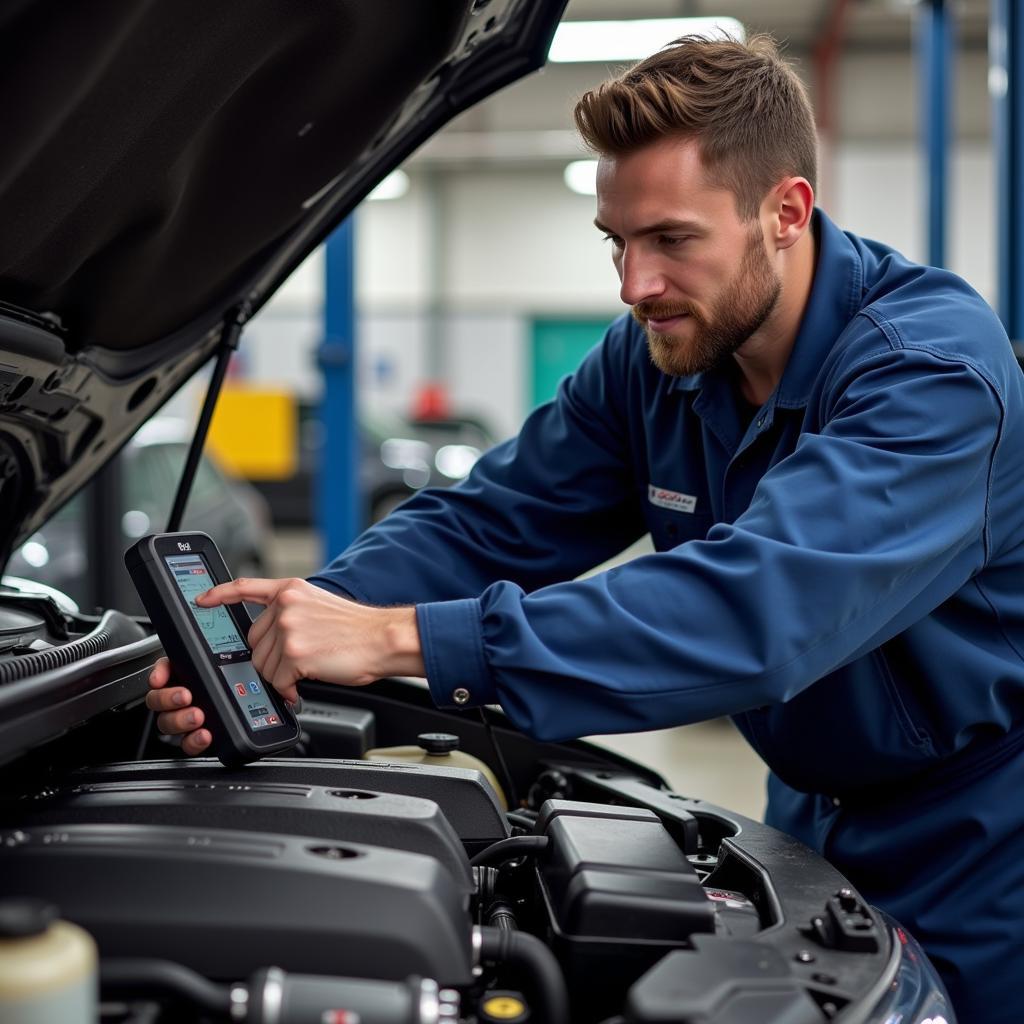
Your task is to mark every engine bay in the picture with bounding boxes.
[0,588,928,1023]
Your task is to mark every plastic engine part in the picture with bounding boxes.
[0,823,473,985]
[534,800,716,1018]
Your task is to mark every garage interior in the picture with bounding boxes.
[11,0,1000,824]
[2,1,1019,1021]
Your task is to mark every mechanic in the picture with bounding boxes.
[148,35,1024,1023]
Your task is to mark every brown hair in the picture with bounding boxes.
[573,34,817,219]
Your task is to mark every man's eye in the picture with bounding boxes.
[602,234,624,248]
[660,235,690,248]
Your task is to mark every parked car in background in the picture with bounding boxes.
[251,404,495,527]
[4,419,272,613]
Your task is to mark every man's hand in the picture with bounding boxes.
[199,578,424,702]
[145,578,424,752]
[146,657,213,755]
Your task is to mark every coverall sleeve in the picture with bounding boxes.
[308,319,647,605]
[418,343,1004,740]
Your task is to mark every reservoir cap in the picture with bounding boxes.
[0,899,57,938]
[418,732,459,755]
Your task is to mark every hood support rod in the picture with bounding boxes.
[135,305,247,761]
[166,307,246,533]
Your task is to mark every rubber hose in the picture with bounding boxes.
[485,898,519,932]
[100,958,231,1014]
[469,835,549,868]
[478,925,569,1024]
[0,609,146,684]
[506,810,539,832]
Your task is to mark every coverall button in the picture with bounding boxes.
[832,796,842,807]
[452,687,471,705]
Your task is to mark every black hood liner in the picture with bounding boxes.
[0,0,468,349]
[0,0,566,562]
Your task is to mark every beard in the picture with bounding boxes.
[632,225,782,377]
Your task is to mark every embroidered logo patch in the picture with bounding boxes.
[648,485,697,514]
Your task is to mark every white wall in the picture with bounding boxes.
[834,143,994,303]
[445,313,529,441]
[357,178,435,310]
[442,170,620,314]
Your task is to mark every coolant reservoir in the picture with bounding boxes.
[0,899,97,1024]
[367,732,508,810]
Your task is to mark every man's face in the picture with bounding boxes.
[595,137,782,377]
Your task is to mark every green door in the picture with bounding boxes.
[530,318,611,409]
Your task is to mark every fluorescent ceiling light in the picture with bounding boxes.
[549,17,745,63]
[366,169,410,201]
[19,540,49,568]
[564,159,598,196]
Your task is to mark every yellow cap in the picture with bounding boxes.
[482,994,527,1019]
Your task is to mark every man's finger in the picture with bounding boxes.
[148,657,172,689]
[274,679,300,706]
[247,602,278,650]
[259,635,284,693]
[265,637,299,705]
[145,686,192,713]
[182,729,213,756]
[251,622,277,678]
[197,578,284,607]
[156,707,205,736]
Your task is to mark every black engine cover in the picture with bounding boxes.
[73,757,509,852]
[4,778,472,892]
[0,822,473,984]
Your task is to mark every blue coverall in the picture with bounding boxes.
[312,210,1024,1022]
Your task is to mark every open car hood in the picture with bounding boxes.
[0,0,567,564]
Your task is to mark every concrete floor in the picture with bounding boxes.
[268,527,768,821]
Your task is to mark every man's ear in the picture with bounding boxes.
[764,177,814,250]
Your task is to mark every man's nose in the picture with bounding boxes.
[618,247,665,306]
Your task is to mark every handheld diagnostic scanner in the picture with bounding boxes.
[125,532,300,767]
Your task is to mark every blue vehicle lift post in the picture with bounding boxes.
[317,217,360,567]
[992,0,1024,348]
[919,0,953,269]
